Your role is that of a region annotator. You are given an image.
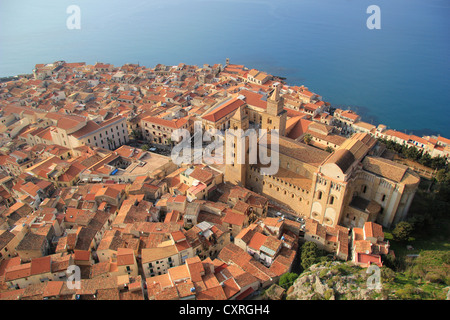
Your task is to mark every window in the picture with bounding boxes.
[362,185,367,193]
[381,194,386,202]
[329,196,335,205]
[317,191,322,200]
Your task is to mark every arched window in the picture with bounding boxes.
[329,196,335,205]
[362,185,367,194]
[317,191,322,200]
[381,194,386,202]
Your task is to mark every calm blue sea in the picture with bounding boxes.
[1,0,449,137]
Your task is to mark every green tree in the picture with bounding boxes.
[303,134,312,145]
[300,241,320,271]
[279,272,299,288]
[325,146,334,153]
[419,152,432,167]
[392,221,414,242]
[435,169,448,184]
[131,129,142,140]
[141,144,149,151]
[404,146,420,160]
[431,156,447,170]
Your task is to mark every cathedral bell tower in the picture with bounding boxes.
[262,84,287,136]
[224,105,250,187]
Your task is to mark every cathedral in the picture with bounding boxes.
[224,85,420,229]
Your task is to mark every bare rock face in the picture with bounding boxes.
[286,261,382,300]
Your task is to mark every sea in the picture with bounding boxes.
[1,0,449,137]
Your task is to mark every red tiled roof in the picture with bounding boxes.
[117,248,135,266]
[247,232,267,251]
[43,281,64,297]
[30,256,51,275]
[239,89,267,109]
[202,98,245,122]
[141,116,188,129]
[222,209,246,226]
[357,253,382,267]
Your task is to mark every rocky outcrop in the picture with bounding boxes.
[286,261,383,300]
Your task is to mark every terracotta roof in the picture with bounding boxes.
[30,256,51,275]
[247,232,267,251]
[362,156,407,183]
[364,222,384,239]
[168,265,191,283]
[185,256,204,283]
[239,89,266,109]
[202,97,246,122]
[56,115,86,131]
[354,240,372,254]
[117,248,135,266]
[70,120,100,138]
[5,263,31,281]
[195,285,227,300]
[384,129,410,141]
[141,116,188,129]
[43,281,64,297]
[222,209,246,226]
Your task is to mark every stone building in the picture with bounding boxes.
[223,87,420,229]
